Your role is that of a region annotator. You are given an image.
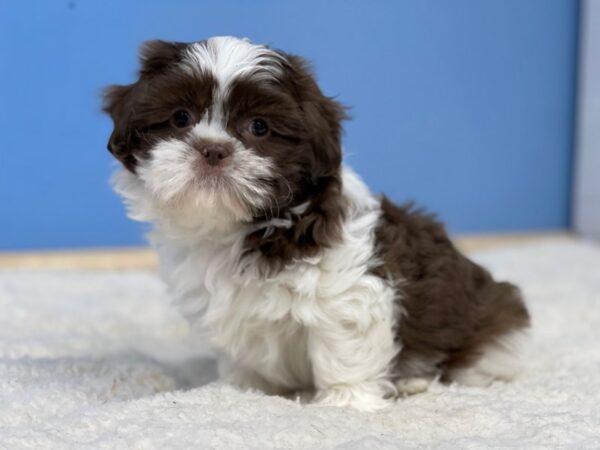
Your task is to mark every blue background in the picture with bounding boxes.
[0,0,580,250]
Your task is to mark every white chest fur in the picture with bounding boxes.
[153,169,400,408]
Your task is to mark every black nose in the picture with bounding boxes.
[198,142,234,166]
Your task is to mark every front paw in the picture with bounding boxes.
[312,383,395,412]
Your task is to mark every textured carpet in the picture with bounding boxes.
[1,239,599,449]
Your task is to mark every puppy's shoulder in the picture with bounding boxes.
[373,196,464,280]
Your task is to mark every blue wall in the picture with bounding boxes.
[0,0,579,250]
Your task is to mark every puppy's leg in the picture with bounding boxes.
[446,330,529,387]
[393,354,443,396]
[308,311,398,411]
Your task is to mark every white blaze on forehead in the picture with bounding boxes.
[182,36,283,90]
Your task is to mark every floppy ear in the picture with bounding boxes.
[103,83,138,172]
[302,94,347,177]
[102,40,187,172]
[282,54,348,178]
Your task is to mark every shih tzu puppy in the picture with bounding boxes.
[104,37,530,411]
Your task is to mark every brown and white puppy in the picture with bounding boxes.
[104,37,530,411]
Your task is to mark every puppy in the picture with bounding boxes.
[103,37,530,411]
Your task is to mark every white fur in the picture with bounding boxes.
[114,123,276,237]
[396,377,431,395]
[449,330,529,387]
[183,37,282,86]
[183,36,282,120]
[114,167,400,411]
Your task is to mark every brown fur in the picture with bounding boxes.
[373,197,530,380]
[227,55,348,267]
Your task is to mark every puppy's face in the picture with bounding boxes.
[104,37,345,230]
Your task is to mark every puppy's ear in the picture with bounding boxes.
[138,40,187,76]
[303,93,347,177]
[102,40,187,171]
[103,83,138,171]
[281,54,348,178]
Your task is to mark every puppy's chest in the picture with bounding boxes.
[209,261,326,386]
[163,223,389,386]
[213,262,321,345]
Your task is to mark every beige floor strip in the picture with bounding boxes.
[0,232,572,271]
[0,247,158,271]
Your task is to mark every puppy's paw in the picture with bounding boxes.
[447,330,528,387]
[312,383,394,412]
[395,377,431,396]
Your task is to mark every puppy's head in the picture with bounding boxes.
[104,37,346,235]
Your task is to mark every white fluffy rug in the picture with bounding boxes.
[1,239,600,449]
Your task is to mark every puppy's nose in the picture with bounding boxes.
[198,142,234,166]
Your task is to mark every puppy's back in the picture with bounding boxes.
[373,197,530,384]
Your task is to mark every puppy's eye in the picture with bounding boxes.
[249,118,269,137]
[171,110,191,128]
